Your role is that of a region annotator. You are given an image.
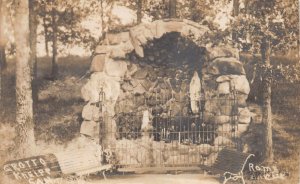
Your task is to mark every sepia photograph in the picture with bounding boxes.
[0,0,299,183]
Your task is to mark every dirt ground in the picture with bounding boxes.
[93,174,220,184]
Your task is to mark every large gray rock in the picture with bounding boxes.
[207,57,245,76]
[129,23,154,57]
[110,47,127,59]
[230,75,250,95]
[94,45,109,54]
[217,81,230,94]
[82,103,101,121]
[104,59,128,78]
[236,94,248,107]
[90,54,106,72]
[106,32,130,45]
[81,72,104,102]
[81,72,121,104]
[207,45,239,60]
[80,120,99,138]
[156,20,185,38]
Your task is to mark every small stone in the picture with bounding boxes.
[214,136,233,146]
[139,79,152,90]
[126,63,139,76]
[238,107,253,124]
[110,47,127,58]
[217,123,233,132]
[216,75,239,83]
[219,105,234,116]
[121,82,133,92]
[204,100,219,113]
[133,83,146,95]
[130,79,139,87]
[204,112,215,123]
[80,121,99,138]
[204,152,218,166]
[89,54,106,72]
[236,124,249,136]
[214,115,231,124]
[132,69,148,79]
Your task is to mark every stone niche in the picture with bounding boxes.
[80,19,252,166]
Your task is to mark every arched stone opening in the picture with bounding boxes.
[80,19,252,167]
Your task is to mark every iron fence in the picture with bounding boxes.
[98,90,241,169]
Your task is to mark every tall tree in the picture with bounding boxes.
[0,0,7,71]
[50,3,58,78]
[233,0,298,162]
[13,0,36,157]
[232,0,239,45]
[0,0,6,107]
[29,0,38,108]
[136,0,143,24]
[169,0,176,18]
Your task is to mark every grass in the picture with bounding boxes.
[240,54,300,184]
[0,54,300,184]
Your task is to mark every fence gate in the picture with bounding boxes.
[99,89,239,171]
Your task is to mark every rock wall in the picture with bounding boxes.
[80,19,253,166]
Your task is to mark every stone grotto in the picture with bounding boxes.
[80,19,253,167]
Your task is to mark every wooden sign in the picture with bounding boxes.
[3,154,62,184]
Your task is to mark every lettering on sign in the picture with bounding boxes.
[248,163,289,181]
[3,154,62,184]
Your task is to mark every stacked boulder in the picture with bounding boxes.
[202,50,252,146]
[80,19,253,165]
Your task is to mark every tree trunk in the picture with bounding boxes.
[51,7,58,79]
[261,37,274,163]
[299,0,300,59]
[0,47,4,109]
[43,16,49,56]
[13,0,36,157]
[0,0,7,70]
[232,0,239,46]
[0,0,6,110]
[189,0,197,21]
[136,0,143,24]
[29,0,38,110]
[169,0,176,18]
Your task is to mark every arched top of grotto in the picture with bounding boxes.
[92,19,239,67]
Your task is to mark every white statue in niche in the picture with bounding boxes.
[189,71,201,114]
[141,109,152,131]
